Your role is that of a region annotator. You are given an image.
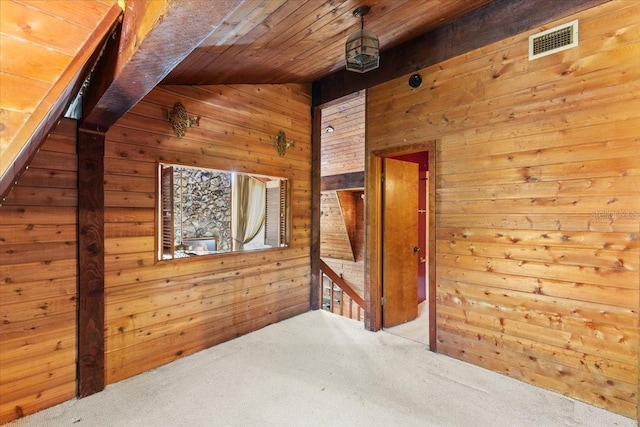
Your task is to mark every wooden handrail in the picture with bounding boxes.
[319,259,364,308]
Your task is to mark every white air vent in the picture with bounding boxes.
[529,19,578,60]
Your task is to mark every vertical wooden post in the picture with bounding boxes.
[427,142,437,352]
[364,152,383,332]
[77,129,105,397]
[309,106,322,310]
[329,282,334,313]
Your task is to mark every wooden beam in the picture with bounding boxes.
[321,171,365,192]
[0,4,122,201]
[427,143,437,352]
[77,129,105,397]
[313,0,609,106]
[310,106,322,311]
[81,0,242,131]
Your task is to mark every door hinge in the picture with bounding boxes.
[381,296,386,306]
[381,173,385,182]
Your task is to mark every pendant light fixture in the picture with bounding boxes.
[345,6,380,73]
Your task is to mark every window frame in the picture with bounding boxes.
[156,162,291,262]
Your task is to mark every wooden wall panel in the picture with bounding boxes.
[321,190,365,298]
[320,91,365,177]
[320,191,354,262]
[0,119,78,423]
[319,91,366,300]
[367,1,639,419]
[103,84,312,384]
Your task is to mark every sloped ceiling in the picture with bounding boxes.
[0,0,499,197]
[0,0,122,195]
[0,0,606,198]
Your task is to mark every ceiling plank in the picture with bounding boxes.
[161,0,496,86]
[81,0,242,131]
[163,0,289,84]
[0,3,122,200]
[313,0,610,106]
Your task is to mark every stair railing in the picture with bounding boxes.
[320,259,364,321]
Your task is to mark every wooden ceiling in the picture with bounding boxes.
[0,0,121,194]
[0,0,495,196]
[163,0,496,85]
[1,0,605,197]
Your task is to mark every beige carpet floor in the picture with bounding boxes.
[385,301,430,346]
[6,310,636,427]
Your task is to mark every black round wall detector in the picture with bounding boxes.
[408,74,422,88]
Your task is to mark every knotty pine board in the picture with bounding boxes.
[0,120,78,423]
[367,1,640,418]
[103,83,312,384]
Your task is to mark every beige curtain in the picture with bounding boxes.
[232,174,265,251]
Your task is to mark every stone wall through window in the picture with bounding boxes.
[174,167,232,252]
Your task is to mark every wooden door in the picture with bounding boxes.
[382,158,419,328]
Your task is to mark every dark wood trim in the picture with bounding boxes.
[81,0,242,131]
[364,153,382,331]
[80,18,122,132]
[427,144,437,351]
[0,4,122,200]
[313,0,609,106]
[309,106,322,310]
[77,129,106,397]
[321,171,364,191]
[82,0,241,132]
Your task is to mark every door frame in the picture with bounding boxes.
[365,141,436,350]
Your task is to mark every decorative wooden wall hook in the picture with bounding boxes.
[274,130,294,156]
[165,102,199,138]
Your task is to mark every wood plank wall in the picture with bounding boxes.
[320,91,365,177]
[321,190,365,298]
[320,92,366,299]
[367,1,639,419]
[103,84,312,384]
[320,191,355,262]
[0,119,78,423]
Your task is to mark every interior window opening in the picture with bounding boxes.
[158,163,290,261]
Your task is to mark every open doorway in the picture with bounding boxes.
[383,152,430,346]
[365,142,436,350]
[317,91,367,321]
